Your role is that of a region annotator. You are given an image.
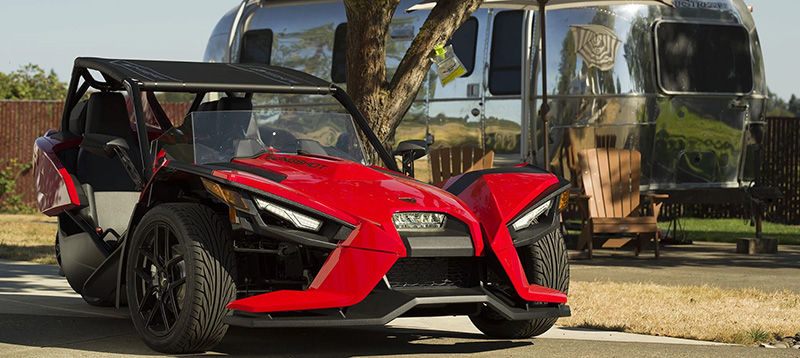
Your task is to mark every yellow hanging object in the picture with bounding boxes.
[433,44,466,86]
[434,45,447,60]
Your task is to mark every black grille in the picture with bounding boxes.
[386,257,474,289]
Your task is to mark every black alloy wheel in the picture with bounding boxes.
[127,203,236,353]
[130,221,186,336]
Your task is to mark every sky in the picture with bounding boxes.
[0,0,240,83]
[745,0,799,100]
[0,0,797,100]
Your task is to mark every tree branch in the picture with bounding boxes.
[343,0,481,146]
[343,0,400,113]
[385,0,482,123]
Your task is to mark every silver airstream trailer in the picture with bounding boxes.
[204,0,767,204]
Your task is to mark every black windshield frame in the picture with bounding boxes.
[60,58,401,183]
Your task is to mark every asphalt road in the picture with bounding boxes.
[2,258,799,357]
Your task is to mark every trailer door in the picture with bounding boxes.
[425,15,485,154]
[483,10,531,166]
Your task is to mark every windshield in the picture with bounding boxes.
[154,110,367,165]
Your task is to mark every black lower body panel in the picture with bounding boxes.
[224,287,570,328]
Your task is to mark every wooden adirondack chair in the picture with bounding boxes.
[575,148,668,259]
[429,146,494,185]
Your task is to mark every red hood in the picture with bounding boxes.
[208,153,481,253]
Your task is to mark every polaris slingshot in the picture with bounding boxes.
[33,58,571,353]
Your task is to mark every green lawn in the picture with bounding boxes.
[676,218,800,245]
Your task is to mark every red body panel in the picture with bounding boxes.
[444,172,567,303]
[218,154,484,255]
[34,122,159,217]
[33,132,82,216]
[221,153,567,312]
[228,245,398,312]
[447,173,558,251]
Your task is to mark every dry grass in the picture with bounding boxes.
[560,280,800,345]
[0,213,57,265]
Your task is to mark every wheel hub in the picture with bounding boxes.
[134,222,188,335]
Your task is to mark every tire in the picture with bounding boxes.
[470,229,570,338]
[126,203,236,353]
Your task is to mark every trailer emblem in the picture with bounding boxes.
[673,1,727,10]
[569,24,621,71]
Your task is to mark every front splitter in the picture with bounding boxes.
[224,287,570,328]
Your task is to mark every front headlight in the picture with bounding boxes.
[512,200,552,231]
[254,197,322,232]
[392,212,446,230]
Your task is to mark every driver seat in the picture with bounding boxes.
[76,92,142,238]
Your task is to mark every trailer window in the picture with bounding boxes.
[655,22,753,94]
[447,17,478,77]
[331,18,477,83]
[240,29,274,64]
[331,23,348,83]
[489,11,524,95]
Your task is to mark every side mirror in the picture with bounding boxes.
[393,139,429,177]
[393,140,428,160]
[80,133,130,159]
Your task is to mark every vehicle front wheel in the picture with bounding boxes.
[470,228,569,338]
[126,203,236,353]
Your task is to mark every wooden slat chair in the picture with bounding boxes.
[429,146,494,185]
[575,148,668,259]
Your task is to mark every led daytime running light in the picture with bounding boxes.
[512,201,552,231]
[254,197,322,232]
[392,212,446,230]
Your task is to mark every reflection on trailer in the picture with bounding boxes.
[204,0,766,202]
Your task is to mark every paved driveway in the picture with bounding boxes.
[2,258,798,357]
[570,241,800,292]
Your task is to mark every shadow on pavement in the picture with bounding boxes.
[0,260,530,356]
[0,307,531,357]
[0,260,75,295]
[207,326,532,357]
[0,313,144,353]
[573,242,800,270]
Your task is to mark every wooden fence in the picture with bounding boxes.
[0,101,63,211]
[659,117,800,224]
[762,117,800,224]
[1,100,799,224]
[0,100,189,210]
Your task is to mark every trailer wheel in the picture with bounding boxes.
[126,203,236,353]
[470,229,569,338]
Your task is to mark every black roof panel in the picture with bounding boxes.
[74,57,335,94]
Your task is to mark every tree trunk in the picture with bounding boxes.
[343,0,482,155]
